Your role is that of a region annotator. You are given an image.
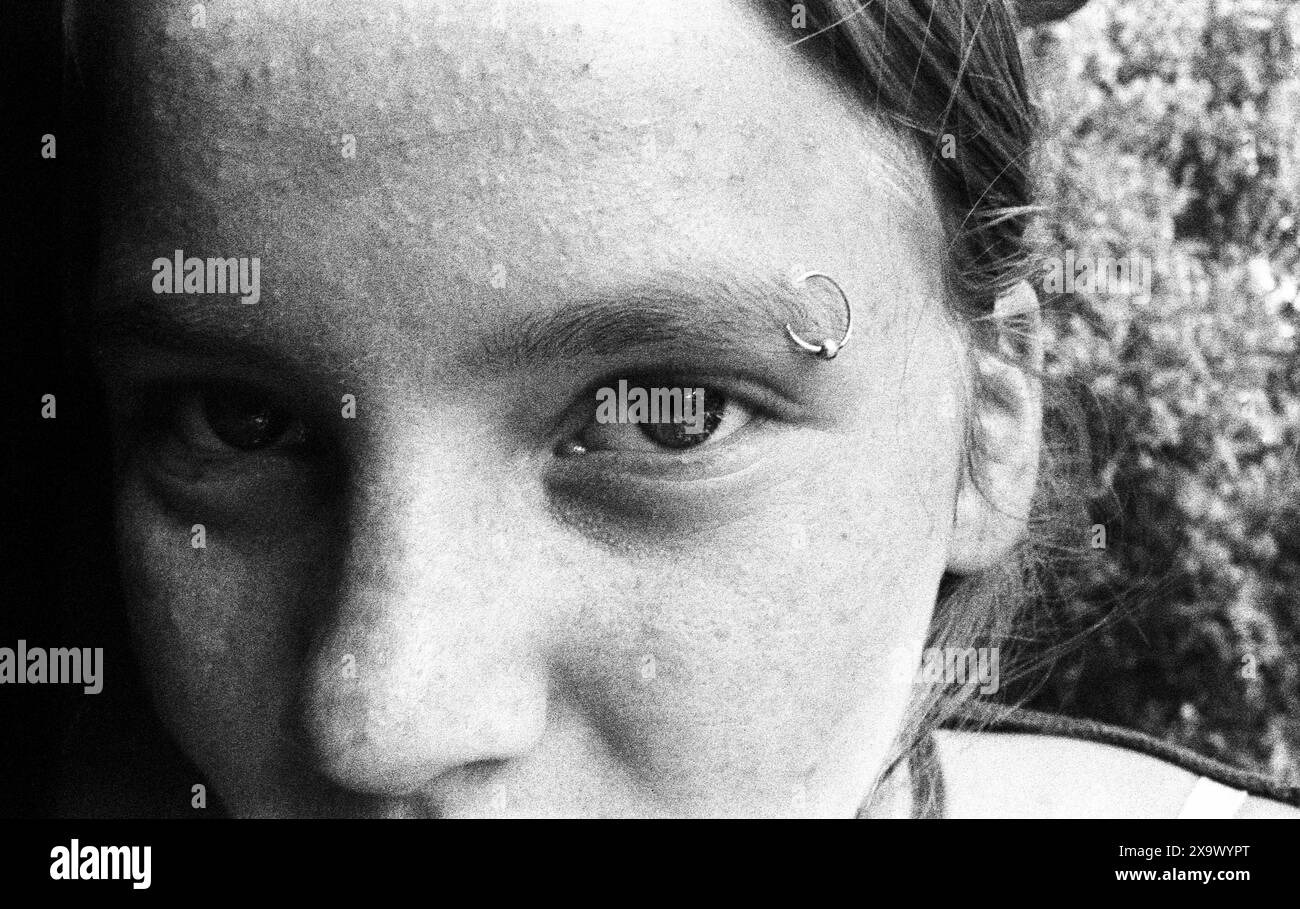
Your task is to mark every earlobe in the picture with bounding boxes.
[946,281,1043,574]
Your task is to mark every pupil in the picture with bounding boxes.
[638,389,725,449]
[203,389,291,450]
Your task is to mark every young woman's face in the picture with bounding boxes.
[92,0,974,817]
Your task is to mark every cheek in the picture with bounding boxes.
[703,318,962,790]
[555,330,963,809]
[114,471,327,800]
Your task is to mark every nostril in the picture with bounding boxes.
[460,758,511,786]
[278,694,325,769]
[413,758,516,817]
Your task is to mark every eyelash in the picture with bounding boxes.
[127,383,321,462]
[115,370,788,515]
[561,375,764,457]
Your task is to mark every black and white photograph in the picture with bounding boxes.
[3,0,1299,888]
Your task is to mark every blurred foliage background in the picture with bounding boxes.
[1011,0,1300,784]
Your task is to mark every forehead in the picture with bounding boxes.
[91,0,943,365]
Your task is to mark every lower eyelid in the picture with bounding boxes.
[580,402,752,453]
[131,419,338,499]
[545,451,786,538]
[555,418,781,480]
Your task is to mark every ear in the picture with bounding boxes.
[946,281,1043,574]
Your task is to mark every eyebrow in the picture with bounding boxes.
[479,272,843,372]
[82,270,852,377]
[81,303,335,372]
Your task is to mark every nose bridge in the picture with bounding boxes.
[301,438,548,796]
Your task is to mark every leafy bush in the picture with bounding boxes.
[1014,0,1300,783]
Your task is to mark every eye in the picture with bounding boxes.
[166,384,312,455]
[575,383,755,453]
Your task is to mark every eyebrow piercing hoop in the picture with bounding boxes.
[785,271,853,360]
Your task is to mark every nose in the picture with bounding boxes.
[299,436,549,799]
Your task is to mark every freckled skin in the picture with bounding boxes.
[96,0,977,817]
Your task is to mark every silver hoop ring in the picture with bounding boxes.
[785,271,853,360]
